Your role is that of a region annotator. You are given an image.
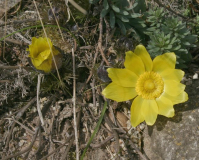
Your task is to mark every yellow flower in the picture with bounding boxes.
[27,37,60,73]
[102,45,188,127]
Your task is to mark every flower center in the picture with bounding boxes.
[135,71,164,99]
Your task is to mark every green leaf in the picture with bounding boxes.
[176,63,187,69]
[111,4,120,13]
[100,8,109,17]
[89,0,100,4]
[170,37,177,44]
[116,15,129,22]
[103,0,109,10]
[183,42,191,46]
[110,11,115,29]
[116,19,126,34]
[147,27,157,32]
[80,101,108,160]
[164,45,172,50]
[152,47,160,52]
[185,35,197,43]
[133,0,146,13]
[130,13,141,18]
[178,49,188,53]
[120,9,129,16]
[113,0,129,8]
[172,45,181,51]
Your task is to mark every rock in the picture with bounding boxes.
[144,78,199,160]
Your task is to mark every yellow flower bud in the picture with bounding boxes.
[27,37,62,73]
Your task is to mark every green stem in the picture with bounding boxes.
[80,101,108,160]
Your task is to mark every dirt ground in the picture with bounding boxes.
[0,0,199,160]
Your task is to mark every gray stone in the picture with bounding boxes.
[144,79,199,160]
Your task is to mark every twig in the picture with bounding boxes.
[3,95,56,159]
[68,0,87,15]
[3,0,7,59]
[5,117,35,135]
[154,0,188,20]
[84,45,99,85]
[104,17,110,47]
[91,78,96,107]
[39,134,74,160]
[0,65,31,70]
[64,0,71,22]
[126,136,149,160]
[104,112,126,134]
[104,112,120,159]
[9,1,21,15]
[4,38,29,45]
[2,127,40,160]
[4,97,36,154]
[0,18,38,27]
[61,110,81,160]
[47,0,64,41]
[61,136,75,160]
[98,16,110,66]
[79,45,94,50]
[8,27,31,44]
[37,74,45,126]
[0,80,12,83]
[72,48,79,160]
[80,101,108,160]
[90,135,114,148]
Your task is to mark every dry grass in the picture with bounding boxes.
[0,0,198,160]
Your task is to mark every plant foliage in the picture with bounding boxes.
[90,0,146,35]
[145,7,197,68]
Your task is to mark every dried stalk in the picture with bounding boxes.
[72,48,79,160]
[37,74,45,127]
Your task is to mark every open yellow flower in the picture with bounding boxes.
[102,45,188,127]
[27,37,60,73]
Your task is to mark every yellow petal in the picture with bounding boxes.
[107,68,138,87]
[141,99,158,125]
[162,91,188,105]
[134,45,153,71]
[130,96,145,127]
[160,69,184,82]
[36,59,52,73]
[153,52,176,73]
[32,37,37,44]
[124,51,145,76]
[36,37,52,54]
[164,80,185,96]
[102,82,137,102]
[31,49,51,67]
[156,95,174,117]
[28,38,39,58]
[28,45,38,58]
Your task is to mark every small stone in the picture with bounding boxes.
[139,123,145,131]
[143,78,199,160]
[193,73,198,79]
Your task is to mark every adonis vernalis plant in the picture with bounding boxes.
[27,37,61,73]
[102,45,188,127]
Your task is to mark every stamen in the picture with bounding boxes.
[135,72,164,99]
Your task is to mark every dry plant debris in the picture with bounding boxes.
[0,0,199,160]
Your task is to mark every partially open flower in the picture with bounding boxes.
[27,37,62,73]
[102,45,188,127]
